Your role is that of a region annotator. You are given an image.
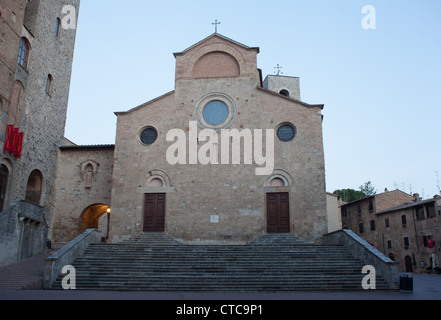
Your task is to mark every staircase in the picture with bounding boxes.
[50,233,390,291]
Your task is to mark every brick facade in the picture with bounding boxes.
[0,0,27,158]
[1,0,80,221]
[341,190,441,272]
[0,0,80,264]
[2,13,329,250]
[108,34,328,244]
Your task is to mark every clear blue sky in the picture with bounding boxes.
[65,0,441,198]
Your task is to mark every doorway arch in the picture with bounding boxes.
[80,204,111,240]
[405,255,413,273]
[0,164,10,212]
[25,170,43,205]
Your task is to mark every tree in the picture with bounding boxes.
[359,181,377,196]
[333,188,366,203]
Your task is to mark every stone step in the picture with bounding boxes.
[51,279,390,291]
[49,233,388,292]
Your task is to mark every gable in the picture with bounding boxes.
[114,91,175,116]
[174,33,259,81]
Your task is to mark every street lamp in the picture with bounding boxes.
[106,207,111,242]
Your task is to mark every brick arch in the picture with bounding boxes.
[80,203,111,235]
[139,169,172,188]
[263,169,294,187]
[193,51,240,79]
[0,159,12,212]
[187,44,247,79]
[8,80,25,124]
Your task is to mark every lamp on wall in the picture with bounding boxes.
[106,207,111,243]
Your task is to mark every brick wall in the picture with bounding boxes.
[3,0,80,233]
[193,51,240,78]
[110,34,328,244]
[0,0,27,155]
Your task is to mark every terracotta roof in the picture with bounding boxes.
[376,198,438,216]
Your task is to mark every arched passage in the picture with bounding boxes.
[0,164,10,212]
[80,204,111,240]
[25,170,43,205]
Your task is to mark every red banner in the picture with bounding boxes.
[3,125,24,158]
[428,238,434,249]
[14,132,24,158]
[3,125,13,152]
[10,127,19,151]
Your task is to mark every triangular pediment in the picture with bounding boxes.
[174,33,260,81]
[173,33,259,57]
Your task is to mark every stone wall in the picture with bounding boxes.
[262,75,301,101]
[3,0,80,236]
[375,190,414,212]
[325,229,399,289]
[51,145,114,244]
[110,34,328,244]
[44,228,100,288]
[0,200,47,267]
[0,0,27,172]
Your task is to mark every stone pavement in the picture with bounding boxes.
[0,255,46,290]
[0,274,440,300]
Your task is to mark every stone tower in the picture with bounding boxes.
[0,0,80,265]
[262,75,301,101]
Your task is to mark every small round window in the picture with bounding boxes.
[140,127,158,145]
[277,123,296,142]
[203,101,229,125]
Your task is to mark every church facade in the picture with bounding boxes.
[51,33,329,246]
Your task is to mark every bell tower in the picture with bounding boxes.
[262,75,301,101]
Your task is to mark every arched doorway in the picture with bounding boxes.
[81,204,111,241]
[25,170,43,205]
[0,164,9,212]
[405,255,413,273]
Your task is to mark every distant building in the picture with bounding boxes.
[341,190,441,273]
[376,196,441,273]
[326,192,343,233]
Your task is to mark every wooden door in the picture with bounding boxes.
[405,255,413,273]
[143,193,166,232]
[267,193,290,233]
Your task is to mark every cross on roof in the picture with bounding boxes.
[274,64,283,76]
[212,20,221,33]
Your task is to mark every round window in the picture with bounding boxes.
[277,124,296,142]
[140,127,158,145]
[203,100,229,125]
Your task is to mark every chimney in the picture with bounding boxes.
[413,193,421,202]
